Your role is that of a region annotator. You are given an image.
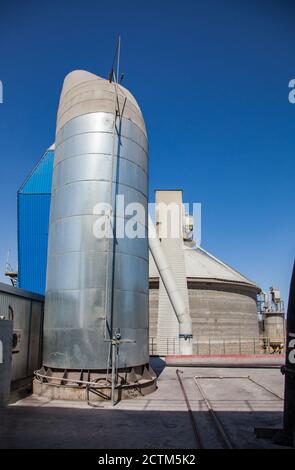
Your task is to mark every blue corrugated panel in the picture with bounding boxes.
[19,149,54,194]
[17,149,54,295]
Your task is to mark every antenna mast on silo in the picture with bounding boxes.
[105,35,129,405]
[108,35,123,85]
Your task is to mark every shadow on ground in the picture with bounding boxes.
[0,406,284,449]
[150,356,166,377]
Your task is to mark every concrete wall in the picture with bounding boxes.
[188,281,259,354]
[149,280,260,355]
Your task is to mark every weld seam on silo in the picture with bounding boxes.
[53,152,148,173]
[53,153,148,175]
[57,102,146,137]
[57,98,140,122]
[51,180,148,199]
[59,85,141,108]
[55,130,148,156]
[49,217,148,231]
[60,78,105,100]
[47,251,149,261]
[60,78,137,105]
[49,214,149,227]
[55,112,147,143]
[148,214,193,354]
[54,146,148,171]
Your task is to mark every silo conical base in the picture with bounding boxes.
[33,364,157,403]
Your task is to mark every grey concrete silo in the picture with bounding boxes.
[264,313,285,349]
[149,242,260,355]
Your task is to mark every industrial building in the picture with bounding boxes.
[0,283,43,404]
[17,155,272,357]
[17,145,54,294]
[0,65,291,450]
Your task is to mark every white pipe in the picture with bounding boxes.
[148,215,193,354]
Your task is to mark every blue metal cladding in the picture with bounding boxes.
[18,149,54,295]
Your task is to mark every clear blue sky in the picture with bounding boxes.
[0,0,294,303]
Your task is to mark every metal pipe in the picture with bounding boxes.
[111,336,117,406]
[34,371,112,388]
[193,376,233,449]
[148,215,193,354]
[176,369,203,448]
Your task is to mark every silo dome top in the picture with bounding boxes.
[149,242,259,290]
[56,69,147,136]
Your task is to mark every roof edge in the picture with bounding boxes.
[187,244,259,288]
[18,145,55,194]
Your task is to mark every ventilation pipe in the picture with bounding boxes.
[148,214,193,354]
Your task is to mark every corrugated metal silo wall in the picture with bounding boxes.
[43,73,149,371]
[17,150,54,295]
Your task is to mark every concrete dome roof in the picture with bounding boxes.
[149,242,259,289]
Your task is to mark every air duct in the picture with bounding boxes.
[148,215,193,354]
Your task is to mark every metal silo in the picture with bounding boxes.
[41,70,150,382]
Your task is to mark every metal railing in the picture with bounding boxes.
[149,336,285,356]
